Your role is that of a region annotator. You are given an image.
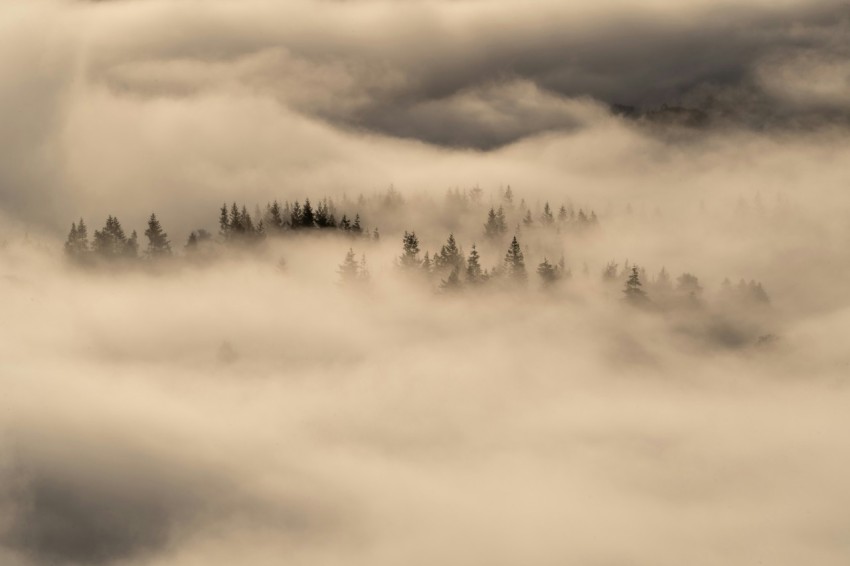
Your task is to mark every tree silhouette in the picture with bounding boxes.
[503,235,526,282]
[435,233,464,272]
[439,266,463,293]
[64,218,89,259]
[536,257,560,286]
[144,213,171,257]
[623,266,649,305]
[399,231,421,269]
[466,244,485,285]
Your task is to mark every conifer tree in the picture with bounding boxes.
[125,230,139,258]
[290,201,303,229]
[144,213,171,257]
[372,227,380,241]
[301,198,315,228]
[268,201,283,230]
[439,266,463,293]
[64,218,90,258]
[399,231,421,269]
[623,266,648,304]
[537,257,560,286]
[484,208,500,239]
[435,233,464,272]
[541,202,554,225]
[219,204,230,238]
[338,248,360,285]
[352,214,362,235]
[93,215,129,258]
[503,235,526,282]
[522,210,533,226]
[466,244,485,285]
[422,251,432,274]
[558,205,568,222]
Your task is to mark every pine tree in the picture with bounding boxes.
[372,227,380,241]
[503,235,526,282]
[93,215,129,258]
[268,201,283,230]
[290,201,303,229]
[219,204,230,238]
[522,210,533,227]
[484,207,500,239]
[144,213,171,257]
[466,244,485,285]
[338,248,360,285]
[439,266,463,293]
[558,205,568,222]
[435,233,464,272]
[495,206,507,234]
[352,214,362,235]
[125,230,139,258]
[339,214,351,231]
[503,185,514,205]
[399,231,421,269]
[422,251,432,274]
[64,218,90,259]
[301,198,315,228]
[540,202,554,225]
[537,257,559,286]
[623,266,648,304]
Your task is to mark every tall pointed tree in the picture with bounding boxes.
[504,236,526,282]
[144,213,171,257]
[399,231,421,269]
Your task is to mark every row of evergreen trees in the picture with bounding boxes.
[376,231,770,306]
[218,199,379,241]
[65,214,171,261]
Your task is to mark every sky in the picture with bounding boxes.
[1,1,850,565]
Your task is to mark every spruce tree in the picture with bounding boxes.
[219,204,230,238]
[537,257,559,286]
[338,248,360,285]
[504,235,526,282]
[290,201,303,229]
[466,244,485,285]
[623,266,648,304]
[484,208,500,239]
[439,266,463,293]
[301,198,315,228]
[540,202,554,225]
[144,213,171,257]
[399,231,421,269]
[435,233,463,272]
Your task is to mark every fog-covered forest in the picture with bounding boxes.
[2,1,850,566]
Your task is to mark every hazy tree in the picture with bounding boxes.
[125,230,139,258]
[144,213,171,257]
[338,248,360,285]
[466,244,485,285]
[503,235,526,282]
[439,266,463,293]
[290,201,303,229]
[503,185,514,206]
[301,198,315,228]
[64,218,89,259]
[558,205,568,222]
[484,207,500,239]
[372,227,380,241]
[522,209,534,227]
[93,215,129,259]
[267,201,284,230]
[623,266,649,305]
[219,204,230,238]
[422,251,432,274]
[352,214,363,235]
[435,233,464,272]
[540,202,554,225]
[602,261,619,281]
[537,257,560,286]
[399,231,421,269]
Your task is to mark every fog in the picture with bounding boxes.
[2,0,850,565]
